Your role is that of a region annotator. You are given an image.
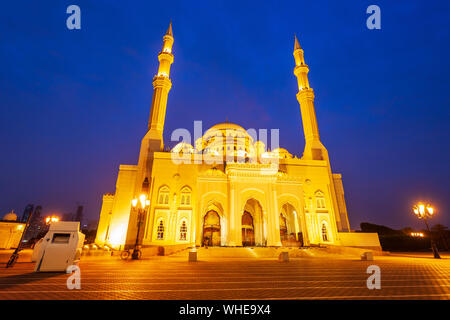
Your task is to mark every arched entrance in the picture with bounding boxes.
[280,203,302,247]
[202,210,221,246]
[242,211,255,246]
[242,198,266,246]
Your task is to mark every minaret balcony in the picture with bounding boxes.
[152,76,172,89]
[294,64,309,76]
[158,52,174,63]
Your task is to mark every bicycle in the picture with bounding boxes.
[120,248,141,260]
[6,252,19,268]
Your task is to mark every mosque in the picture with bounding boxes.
[95,24,380,250]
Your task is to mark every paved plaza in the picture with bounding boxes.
[0,249,449,300]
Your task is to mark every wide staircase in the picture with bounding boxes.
[171,245,385,259]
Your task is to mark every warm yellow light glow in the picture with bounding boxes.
[131,198,138,207]
[163,47,171,53]
[17,225,23,230]
[236,150,246,157]
[418,204,425,215]
[45,215,59,224]
[413,203,435,219]
[109,225,125,246]
[145,199,150,207]
[139,194,147,208]
[411,232,425,238]
[158,72,168,77]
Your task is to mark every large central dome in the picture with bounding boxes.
[172,122,293,160]
[203,122,253,141]
[196,122,255,156]
[208,122,247,131]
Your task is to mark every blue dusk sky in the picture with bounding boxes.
[0,1,449,229]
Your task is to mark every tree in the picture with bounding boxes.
[431,224,449,250]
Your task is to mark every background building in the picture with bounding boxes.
[0,210,25,249]
[23,205,44,241]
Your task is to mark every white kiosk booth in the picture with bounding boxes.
[34,221,85,272]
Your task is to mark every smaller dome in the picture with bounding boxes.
[272,148,293,159]
[203,167,225,176]
[3,210,17,221]
[171,142,194,154]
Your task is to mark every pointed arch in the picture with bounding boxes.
[314,190,326,209]
[180,185,192,206]
[200,193,228,247]
[157,185,170,205]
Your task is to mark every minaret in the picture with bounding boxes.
[293,35,328,161]
[147,22,174,149]
[136,23,174,191]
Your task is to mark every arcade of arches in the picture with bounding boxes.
[200,199,304,247]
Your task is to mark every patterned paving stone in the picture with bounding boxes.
[0,252,449,300]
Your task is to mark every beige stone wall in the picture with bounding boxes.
[97,165,137,249]
[338,232,381,250]
[0,222,25,249]
[95,194,114,246]
[333,173,351,231]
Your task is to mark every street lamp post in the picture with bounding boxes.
[131,194,150,260]
[413,203,440,259]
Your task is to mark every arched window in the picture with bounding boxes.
[158,186,170,205]
[180,186,191,206]
[315,191,326,209]
[179,220,187,241]
[322,222,328,242]
[157,220,165,240]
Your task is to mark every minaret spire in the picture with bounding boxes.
[146,22,175,148]
[294,34,301,51]
[165,21,173,37]
[293,34,327,161]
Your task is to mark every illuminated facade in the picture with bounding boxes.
[95,24,378,250]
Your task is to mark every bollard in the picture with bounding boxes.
[361,252,374,261]
[278,251,289,262]
[189,250,197,262]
